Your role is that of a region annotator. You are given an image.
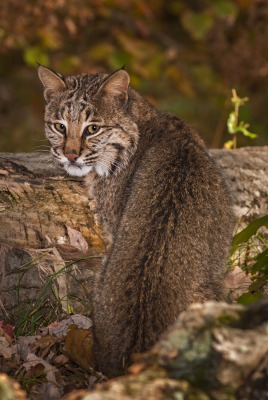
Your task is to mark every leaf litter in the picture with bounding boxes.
[0,315,106,400]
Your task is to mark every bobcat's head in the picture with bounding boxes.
[38,65,139,177]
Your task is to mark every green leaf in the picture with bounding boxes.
[236,124,257,139]
[251,256,268,274]
[256,248,268,260]
[227,111,236,134]
[237,292,263,305]
[248,276,268,291]
[231,216,268,255]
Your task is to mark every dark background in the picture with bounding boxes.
[1,0,268,152]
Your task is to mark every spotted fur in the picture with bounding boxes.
[39,67,138,178]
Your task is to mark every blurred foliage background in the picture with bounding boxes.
[0,0,268,152]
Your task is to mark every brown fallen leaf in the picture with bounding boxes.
[32,334,63,359]
[224,266,252,301]
[52,353,69,366]
[65,324,94,373]
[26,361,45,379]
[0,336,16,359]
[23,353,62,399]
[67,226,89,252]
[17,335,40,361]
[0,321,14,342]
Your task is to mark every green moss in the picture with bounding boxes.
[217,312,241,326]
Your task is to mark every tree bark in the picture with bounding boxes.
[212,147,268,219]
[0,147,267,322]
[0,152,104,249]
[0,153,104,322]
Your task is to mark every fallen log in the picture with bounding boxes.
[0,147,267,321]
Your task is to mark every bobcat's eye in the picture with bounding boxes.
[54,123,66,134]
[86,124,100,135]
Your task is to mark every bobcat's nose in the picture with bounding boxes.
[65,153,79,163]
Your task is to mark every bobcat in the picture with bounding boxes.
[38,65,234,377]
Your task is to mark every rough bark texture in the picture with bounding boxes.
[0,152,103,248]
[212,147,268,219]
[0,147,268,322]
[0,153,104,322]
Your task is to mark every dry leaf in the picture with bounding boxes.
[52,353,69,366]
[69,315,92,330]
[26,361,45,378]
[32,335,62,359]
[41,315,92,337]
[0,321,15,342]
[17,335,40,361]
[224,266,252,300]
[23,353,62,399]
[39,320,63,336]
[65,324,93,372]
[67,226,89,251]
[0,336,16,359]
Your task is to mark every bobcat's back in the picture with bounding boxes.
[93,115,234,377]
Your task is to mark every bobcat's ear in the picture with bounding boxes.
[38,65,66,101]
[97,69,130,107]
